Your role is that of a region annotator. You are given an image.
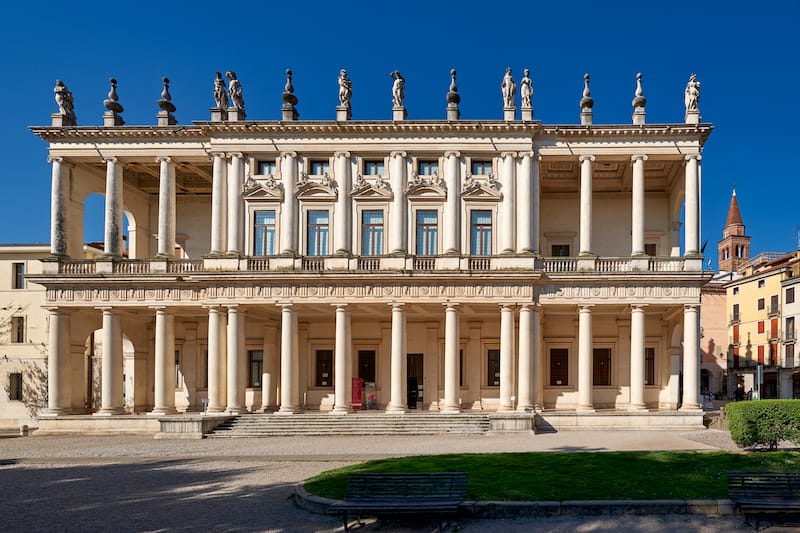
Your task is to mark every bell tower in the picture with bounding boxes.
[718,189,750,271]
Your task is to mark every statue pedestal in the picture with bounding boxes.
[51,113,76,127]
[103,111,124,127]
[521,107,533,121]
[633,108,646,125]
[392,106,407,121]
[227,108,245,121]
[282,103,299,121]
[580,110,593,125]
[685,110,700,124]
[446,103,460,121]
[157,110,177,127]
[210,108,227,122]
[503,106,516,121]
[336,105,351,121]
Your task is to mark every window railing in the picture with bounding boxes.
[59,260,96,274]
[301,258,324,271]
[413,257,436,271]
[468,258,491,270]
[541,257,578,272]
[596,258,631,272]
[246,258,270,271]
[167,259,203,273]
[357,258,380,271]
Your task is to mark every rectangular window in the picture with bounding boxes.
[248,349,263,387]
[551,244,570,257]
[733,324,740,345]
[593,348,611,386]
[757,298,765,311]
[645,347,655,386]
[8,372,22,401]
[258,160,276,176]
[487,349,500,386]
[758,279,765,288]
[644,243,657,257]
[12,263,24,289]
[732,304,740,323]
[361,210,384,256]
[415,210,438,255]
[253,210,276,256]
[175,350,181,388]
[311,160,330,175]
[786,343,795,368]
[769,343,778,365]
[418,160,439,175]
[733,287,739,295]
[364,160,384,175]
[307,210,329,256]
[787,317,796,342]
[10,317,24,343]
[757,345,765,365]
[788,287,796,304]
[471,160,492,175]
[758,321,765,334]
[770,295,779,314]
[316,349,333,387]
[771,318,779,339]
[470,210,492,255]
[550,348,568,386]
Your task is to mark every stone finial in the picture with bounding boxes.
[281,69,299,121]
[632,72,646,125]
[580,73,593,125]
[337,69,352,120]
[103,78,124,126]
[225,70,246,120]
[52,80,76,126]
[446,69,460,120]
[157,77,177,126]
[684,73,701,124]
[391,70,406,120]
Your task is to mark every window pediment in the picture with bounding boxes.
[296,172,337,201]
[406,173,446,200]
[351,174,393,200]
[242,176,283,200]
[460,173,502,200]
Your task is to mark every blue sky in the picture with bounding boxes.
[2,1,798,267]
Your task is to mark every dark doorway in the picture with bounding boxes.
[407,353,423,409]
[358,350,376,383]
[762,372,778,399]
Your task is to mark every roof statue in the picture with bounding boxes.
[391,70,405,108]
[53,80,76,125]
[501,67,516,108]
[447,69,460,104]
[520,68,533,109]
[338,69,352,107]
[580,73,593,125]
[103,78,124,113]
[282,69,298,106]
[685,73,700,112]
[631,72,646,125]
[225,71,245,112]
[213,71,229,110]
[157,77,176,113]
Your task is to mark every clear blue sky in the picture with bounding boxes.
[2,1,798,267]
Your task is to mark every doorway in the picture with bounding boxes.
[358,350,376,383]
[407,353,423,409]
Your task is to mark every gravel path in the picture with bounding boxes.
[0,430,787,532]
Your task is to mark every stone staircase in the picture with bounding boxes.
[207,412,492,437]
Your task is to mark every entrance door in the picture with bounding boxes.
[358,350,376,383]
[407,353,423,409]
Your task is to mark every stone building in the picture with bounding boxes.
[28,71,712,428]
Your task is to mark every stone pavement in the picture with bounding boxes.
[0,430,792,532]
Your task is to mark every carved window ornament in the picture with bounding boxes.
[460,172,502,200]
[406,171,447,199]
[351,173,393,200]
[242,175,283,201]
[296,174,337,201]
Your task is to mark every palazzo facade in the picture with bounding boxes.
[30,72,712,419]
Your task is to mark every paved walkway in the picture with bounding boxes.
[0,430,790,532]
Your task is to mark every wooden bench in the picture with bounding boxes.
[727,471,800,528]
[327,472,468,531]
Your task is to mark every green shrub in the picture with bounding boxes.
[725,400,800,449]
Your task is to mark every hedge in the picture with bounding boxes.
[725,399,800,449]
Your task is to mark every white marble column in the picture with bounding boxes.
[260,323,278,411]
[442,303,461,413]
[389,151,407,255]
[156,156,177,257]
[334,151,352,255]
[579,155,595,256]
[280,152,298,255]
[499,152,516,254]
[443,151,461,255]
[210,153,227,255]
[206,305,226,413]
[97,308,124,415]
[225,305,244,414]
[516,152,534,253]
[151,307,177,415]
[531,152,541,254]
[278,304,298,413]
[387,303,407,413]
[516,305,533,411]
[226,153,243,255]
[44,309,70,415]
[531,306,542,409]
[577,305,594,412]
[103,157,124,257]
[631,154,647,256]
[684,155,701,256]
[629,304,647,411]
[332,304,352,414]
[49,157,70,257]
[499,305,515,410]
[681,304,701,410]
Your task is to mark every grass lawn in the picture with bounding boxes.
[305,451,800,501]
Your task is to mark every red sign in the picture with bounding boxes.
[351,377,364,410]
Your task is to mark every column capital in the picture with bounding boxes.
[148,305,169,312]
[203,304,222,310]
[155,156,172,164]
[332,303,349,309]
[578,304,595,312]
[500,151,518,160]
[334,151,351,159]
[631,154,648,162]
[684,303,701,311]
[226,303,242,311]
[630,303,649,311]
[390,151,407,159]
[47,155,69,165]
[209,151,227,159]
[499,303,517,311]
[388,302,406,309]
[579,154,595,163]
[684,154,702,163]
[43,306,70,315]
[443,302,460,309]
[103,156,119,164]
[228,152,244,160]
[444,151,461,159]
[280,151,298,159]
[276,301,294,309]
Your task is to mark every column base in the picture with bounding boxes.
[576,407,596,414]
[516,405,534,413]
[93,408,126,416]
[276,406,301,415]
[206,406,226,414]
[680,404,702,412]
[385,405,406,414]
[225,407,246,415]
[148,407,178,416]
[441,404,461,414]
[628,406,649,412]
[497,403,514,412]
[259,406,276,413]
[39,408,69,417]
[330,407,351,415]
